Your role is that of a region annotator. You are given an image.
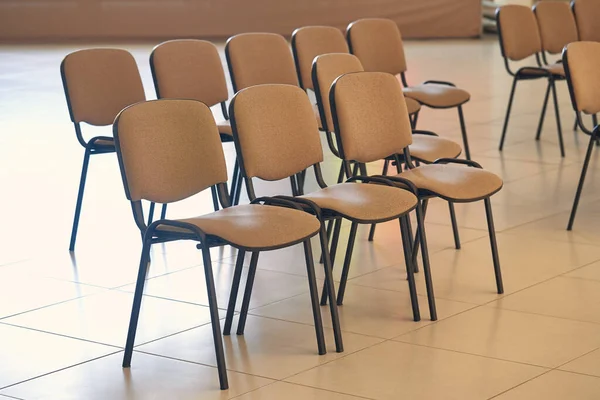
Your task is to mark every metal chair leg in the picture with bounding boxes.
[457,105,471,161]
[567,133,597,230]
[160,204,167,220]
[412,111,420,129]
[210,186,220,211]
[415,200,437,320]
[483,198,504,295]
[318,223,344,352]
[230,159,240,201]
[448,202,461,249]
[303,239,326,355]
[122,235,152,368]
[410,199,429,273]
[535,81,551,141]
[236,252,259,335]
[336,162,345,184]
[233,173,243,206]
[200,245,229,390]
[574,116,579,131]
[550,79,565,157]
[320,218,342,305]
[336,222,358,305]
[69,149,91,251]
[499,76,519,151]
[319,219,334,264]
[147,202,156,226]
[399,216,420,321]
[223,250,246,335]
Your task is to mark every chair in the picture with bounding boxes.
[496,5,566,157]
[572,0,600,42]
[150,39,235,216]
[562,42,600,230]
[60,48,145,251]
[224,32,300,203]
[330,72,505,301]
[229,84,433,320]
[346,18,472,160]
[114,98,335,390]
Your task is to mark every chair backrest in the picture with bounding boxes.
[150,40,228,108]
[225,33,298,92]
[61,48,145,126]
[113,99,228,204]
[312,53,364,133]
[496,5,543,62]
[573,0,600,42]
[346,18,407,75]
[534,2,578,55]
[330,72,412,164]
[291,26,349,90]
[230,84,324,182]
[563,41,600,117]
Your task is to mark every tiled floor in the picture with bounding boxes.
[2,36,600,399]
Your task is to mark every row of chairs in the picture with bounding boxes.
[62,18,474,252]
[496,0,596,158]
[114,71,504,390]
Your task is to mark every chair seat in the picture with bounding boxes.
[410,135,462,163]
[396,164,503,202]
[401,81,471,108]
[301,183,417,223]
[217,120,233,136]
[93,138,115,147]
[520,62,565,77]
[157,204,320,250]
[405,97,422,115]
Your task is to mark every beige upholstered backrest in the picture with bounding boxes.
[534,2,578,55]
[312,54,364,132]
[61,49,145,126]
[230,84,324,181]
[114,99,227,203]
[150,40,228,107]
[225,33,299,91]
[347,18,407,75]
[292,26,349,90]
[330,72,412,163]
[563,42,600,115]
[573,0,600,42]
[497,5,542,61]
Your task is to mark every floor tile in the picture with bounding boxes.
[565,260,600,282]
[232,382,367,400]
[286,341,546,400]
[492,370,600,400]
[398,307,600,368]
[560,349,600,377]
[1,352,272,400]
[138,315,382,380]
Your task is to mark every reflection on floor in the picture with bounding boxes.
[2,37,600,399]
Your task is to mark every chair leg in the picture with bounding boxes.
[550,79,565,158]
[320,218,342,305]
[535,81,551,141]
[499,76,519,151]
[412,111,420,129]
[457,105,471,161]
[567,133,597,230]
[382,159,390,176]
[160,204,167,220]
[298,170,307,194]
[410,199,429,272]
[318,223,344,352]
[573,116,579,131]
[223,249,246,335]
[210,186,220,212]
[399,216,420,322]
[122,235,152,368]
[236,252,259,335]
[303,239,326,355]
[200,245,229,390]
[448,202,461,250]
[336,222,358,305]
[483,198,504,295]
[230,159,240,202]
[336,162,345,184]
[233,173,243,206]
[147,202,156,226]
[69,149,91,251]
[319,219,334,264]
[415,200,437,321]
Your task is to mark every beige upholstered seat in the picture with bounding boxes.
[397,164,503,202]
[403,83,470,108]
[573,0,600,42]
[521,62,565,77]
[158,204,319,249]
[410,135,462,163]
[301,183,417,223]
[534,2,578,56]
[93,138,115,147]
[405,97,421,115]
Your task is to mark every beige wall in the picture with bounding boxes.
[0,0,482,41]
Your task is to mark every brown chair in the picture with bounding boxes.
[60,48,145,251]
[114,98,335,391]
[346,18,472,160]
[496,5,566,157]
[312,53,463,246]
[563,42,600,230]
[150,39,235,216]
[330,72,505,301]
[229,83,433,320]
[572,0,600,42]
